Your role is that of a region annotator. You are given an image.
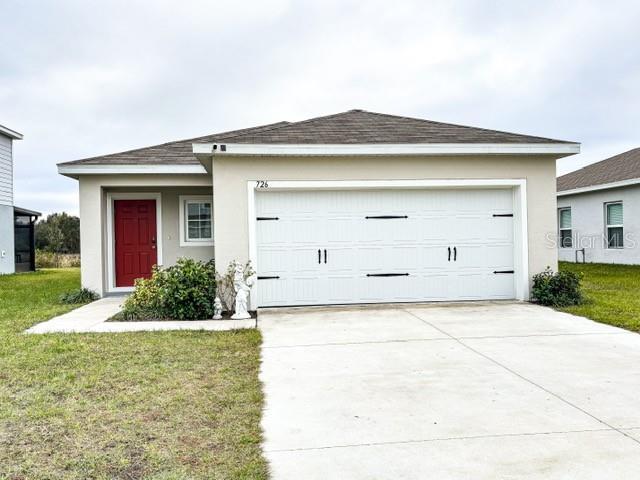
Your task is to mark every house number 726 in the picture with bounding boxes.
[256,180,269,188]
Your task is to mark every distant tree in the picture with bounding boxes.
[35,213,80,254]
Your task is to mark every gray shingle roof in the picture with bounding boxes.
[557,148,640,192]
[59,121,290,166]
[59,109,575,166]
[205,109,574,145]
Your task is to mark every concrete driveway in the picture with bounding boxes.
[259,302,640,479]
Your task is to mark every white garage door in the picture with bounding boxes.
[255,188,515,307]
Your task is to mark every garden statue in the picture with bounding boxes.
[212,297,223,320]
[231,261,256,319]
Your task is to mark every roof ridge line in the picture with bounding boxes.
[210,120,292,142]
[357,109,575,144]
[213,109,364,140]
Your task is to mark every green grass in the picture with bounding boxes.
[0,269,268,480]
[559,262,640,333]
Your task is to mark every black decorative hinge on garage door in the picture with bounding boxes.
[257,276,280,280]
[493,270,515,274]
[492,214,513,217]
[365,215,408,219]
[257,217,279,221]
[366,273,410,277]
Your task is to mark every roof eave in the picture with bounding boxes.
[57,163,208,179]
[557,177,640,196]
[193,142,580,158]
[0,124,23,140]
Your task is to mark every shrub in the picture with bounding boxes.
[59,288,100,304]
[121,258,217,320]
[531,267,583,307]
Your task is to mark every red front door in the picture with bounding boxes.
[114,199,158,287]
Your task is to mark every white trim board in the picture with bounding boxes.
[0,124,22,140]
[195,142,579,157]
[106,192,163,294]
[178,195,215,247]
[246,179,529,309]
[557,177,640,196]
[58,164,208,176]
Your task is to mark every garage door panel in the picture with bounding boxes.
[258,218,323,245]
[486,274,516,298]
[259,276,325,307]
[325,275,358,303]
[416,216,451,243]
[452,273,487,300]
[359,275,413,302]
[256,188,516,306]
[488,218,514,242]
[484,244,514,269]
[258,246,320,275]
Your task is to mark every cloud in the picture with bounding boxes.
[1,0,639,214]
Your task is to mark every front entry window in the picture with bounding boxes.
[180,196,214,246]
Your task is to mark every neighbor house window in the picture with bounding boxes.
[179,196,213,246]
[605,202,623,248]
[558,207,572,248]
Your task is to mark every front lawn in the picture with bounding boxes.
[0,269,268,480]
[559,262,640,333]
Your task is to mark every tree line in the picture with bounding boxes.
[35,212,80,254]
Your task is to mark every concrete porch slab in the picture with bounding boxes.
[26,296,255,333]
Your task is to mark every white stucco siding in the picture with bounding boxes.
[212,154,559,292]
[558,185,640,264]
[77,175,213,295]
[0,135,13,207]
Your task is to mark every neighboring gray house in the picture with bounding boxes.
[0,124,40,274]
[557,148,640,264]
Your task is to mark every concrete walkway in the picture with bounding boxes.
[26,296,255,333]
[259,302,640,479]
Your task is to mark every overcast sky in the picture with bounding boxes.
[2,0,639,216]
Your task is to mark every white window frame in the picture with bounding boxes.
[558,207,572,249]
[604,201,624,249]
[179,195,214,247]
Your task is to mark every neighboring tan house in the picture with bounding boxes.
[557,148,640,264]
[57,110,579,307]
[0,124,40,274]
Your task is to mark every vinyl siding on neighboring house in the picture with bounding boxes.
[0,134,14,274]
[0,135,13,206]
[557,185,640,264]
